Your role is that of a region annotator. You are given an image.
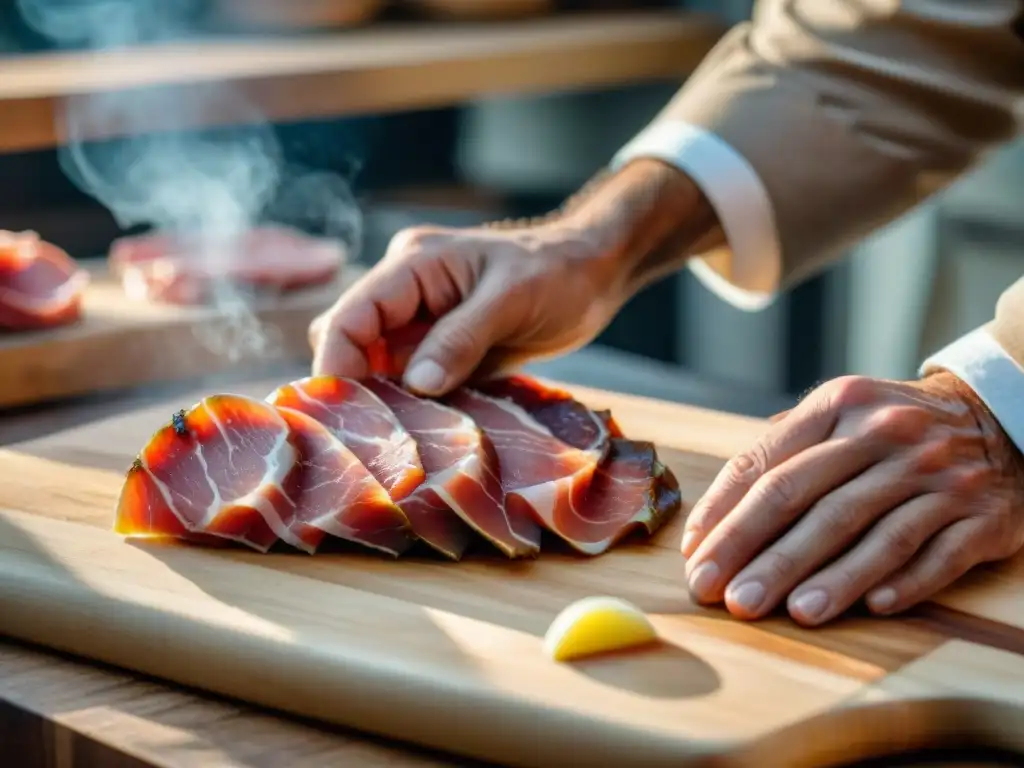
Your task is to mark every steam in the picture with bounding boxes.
[18,0,362,363]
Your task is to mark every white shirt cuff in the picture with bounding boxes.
[610,120,783,312]
[921,326,1024,456]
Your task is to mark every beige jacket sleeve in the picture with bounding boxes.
[612,0,1024,445]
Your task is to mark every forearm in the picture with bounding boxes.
[563,158,724,297]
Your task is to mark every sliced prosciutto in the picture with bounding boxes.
[470,375,682,554]
[0,230,89,331]
[364,376,538,559]
[267,375,425,502]
[114,393,414,555]
[109,224,344,306]
[114,394,298,552]
[444,386,601,553]
[274,406,414,556]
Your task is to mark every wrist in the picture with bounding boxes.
[921,369,1024,473]
[564,158,723,297]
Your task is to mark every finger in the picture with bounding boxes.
[367,320,434,378]
[720,458,929,620]
[312,250,465,378]
[769,408,793,424]
[864,516,990,616]
[311,265,423,377]
[685,433,883,605]
[784,494,956,626]
[681,389,838,559]
[403,274,511,396]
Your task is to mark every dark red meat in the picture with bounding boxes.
[471,375,682,554]
[0,230,89,331]
[114,393,414,555]
[108,224,343,306]
[365,376,536,559]
[267,375,425,502]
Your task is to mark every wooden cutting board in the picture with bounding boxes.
[0,262,357,410]
[2,377,1024,767]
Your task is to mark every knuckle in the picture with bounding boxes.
[758,549,800,583]
[389,225,443,256]
[307,312,328,347]
[828,375,878,409]
[998,523,1024,560]
[864,405,929,444]
[818,502,862,539]
[947,464,990,496]
[753,470,798,511]
[910,437,957,474]
[432,322,480,360]
[727,444,769,485]
[880,519,922,560]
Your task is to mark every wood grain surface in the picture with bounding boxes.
[0,263,355,410]
[0,11,724,153]
[2,377,1024,767]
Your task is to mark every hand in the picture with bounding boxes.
[682,372,1024,626]
[309,220,624,395]
[309,159,714,395]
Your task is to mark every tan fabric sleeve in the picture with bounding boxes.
[992,277,1024,367]
[656,0,1024,287]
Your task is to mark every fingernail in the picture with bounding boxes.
[867,587,898,614]
[405,360,447,395]
[727,581,766,615]
[680,529,698,557]
[792,589,829,622]
[688,561,719,598]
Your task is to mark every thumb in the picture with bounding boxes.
[402,285,507,396]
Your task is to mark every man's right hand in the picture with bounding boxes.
[309,158,717,396]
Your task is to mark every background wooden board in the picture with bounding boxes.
[0,263,356,410]
[0,11,724,153]
[2,377,1024,767]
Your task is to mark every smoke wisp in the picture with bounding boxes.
[18,0,363,364]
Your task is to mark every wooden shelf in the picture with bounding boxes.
[0,10,725,153]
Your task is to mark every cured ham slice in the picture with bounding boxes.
[560,439,682,554]
[364,376,537,559]
[266,376,425,502]
[273,407,414,556]
[471,375,682,554]
[444,386,597,553]
[109,224,343,306]
[114,394,414,555]
[479,376,613,451]
[114,394,298,552]
[0,230,89,331]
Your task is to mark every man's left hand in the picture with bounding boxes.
[681,372,1024,626]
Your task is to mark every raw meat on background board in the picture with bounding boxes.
[108,224,344,305]
[364,376,536,559]
[0,230,89,331]
[114,393,414,555]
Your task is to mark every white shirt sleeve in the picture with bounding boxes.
[920,326,1024,455]
[610,119,783,311]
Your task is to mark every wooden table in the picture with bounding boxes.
[3,367,1024,767]
[0,10,724,153]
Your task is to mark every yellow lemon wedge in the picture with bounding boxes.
[543,596,658,662]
